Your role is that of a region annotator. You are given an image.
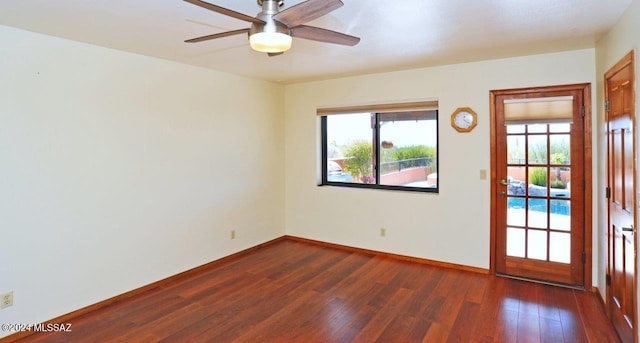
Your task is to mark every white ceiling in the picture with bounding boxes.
[0,0,632,84]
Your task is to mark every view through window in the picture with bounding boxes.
[321,105,438,192]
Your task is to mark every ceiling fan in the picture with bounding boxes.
[184,0,360,56]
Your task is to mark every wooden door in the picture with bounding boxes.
[491,85,590,287]
[606,50,636,343]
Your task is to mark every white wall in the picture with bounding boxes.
[0,25,285,337]
[595,0,640,325]
[284,50,597,271]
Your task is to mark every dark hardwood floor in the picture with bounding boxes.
[11,238,619,342]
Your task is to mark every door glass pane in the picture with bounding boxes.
[508,136,525,164]
[528,124,547,133]
[550,232,570,263]
[528,198,548,228]
[528,135,548,164]
[549,167,570,194]
[507,167,526,195]
[558,167,571,195]
[507,227,525,257]
[550,134,571,164]
[528,167,548,194]
[550,123,571,133]
[507,125,525,134]
[528,229,548,260]
[507,197,525,226]
[550,200,571,231]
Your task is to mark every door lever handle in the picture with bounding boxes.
[500,179,509,186]
[622,225,635,232]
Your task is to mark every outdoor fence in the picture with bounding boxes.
[380,157,432,175]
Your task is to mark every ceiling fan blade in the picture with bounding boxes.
[185,28,250,43]
[291,25,360,46]
[184,0,264,24]
[267,52,284,57]
[273,0,343,27]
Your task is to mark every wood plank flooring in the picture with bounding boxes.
[12,238,620,342]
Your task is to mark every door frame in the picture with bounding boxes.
[605,50,637,343]
[489,83,593,289]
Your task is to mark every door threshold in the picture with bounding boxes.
[496,273,585,290]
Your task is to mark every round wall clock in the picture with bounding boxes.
[451,107,478,133]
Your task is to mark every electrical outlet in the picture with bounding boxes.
[380,228,386,237]
[1,291,13,309]
[231,230,236,240]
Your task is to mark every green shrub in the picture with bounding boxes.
[529,168,547,187]
[344,141,372,179]
[393,145,434,160]
[550,180,566,189]
[393,145,437,170]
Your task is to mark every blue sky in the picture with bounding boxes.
[327,113,438,150]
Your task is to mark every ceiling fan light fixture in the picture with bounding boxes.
[185,0,359,54]
[249,31,292,53]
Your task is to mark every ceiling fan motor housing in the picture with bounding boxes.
[249,0,292,52]
[257,0,284,7]
[250,0,290,36]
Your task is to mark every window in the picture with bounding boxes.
[320,101,438,192]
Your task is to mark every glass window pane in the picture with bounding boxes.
[550,134,570,165]
[528,229,548,260]
[550,123,570,133]
[528,135,547,164]
[507,135,525,165]
[550,200,571,231]
[550,232,571,263]
[507,227,525,257]
[326,113,374,184]
[379,113,438,188]
[507,197,526,227]
[528,198,548,228]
